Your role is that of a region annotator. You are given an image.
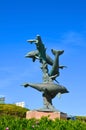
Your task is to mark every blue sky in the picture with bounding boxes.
[0,0,86,116]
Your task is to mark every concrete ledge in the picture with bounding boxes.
[26,110,67,120]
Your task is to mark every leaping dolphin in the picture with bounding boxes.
[22,82,69,110]
[22,82,69,99]
[25,50,53,65]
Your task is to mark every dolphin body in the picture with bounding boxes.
[22,82,69,99]
[25,50,53,65]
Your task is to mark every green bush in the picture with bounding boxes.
[0,115,86,130]
[0,104,29,118]
[76,116,86,122]
[0,105,86,130]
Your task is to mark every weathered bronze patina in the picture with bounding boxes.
[22,35,69,111]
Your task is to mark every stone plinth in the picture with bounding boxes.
[26,110,67,120]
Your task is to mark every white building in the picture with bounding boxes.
[15,102,25,108]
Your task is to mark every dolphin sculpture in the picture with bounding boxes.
[22,35,69,111]
[25,50,66,70]
[25,50,53,65]
[27,35,46,62]
[25,50,39,62]
[22,82,69,98]
[22,82,69,110]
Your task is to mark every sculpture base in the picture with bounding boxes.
[26,110,67,120]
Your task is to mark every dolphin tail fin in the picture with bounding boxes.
[51,49,64,56]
